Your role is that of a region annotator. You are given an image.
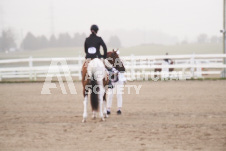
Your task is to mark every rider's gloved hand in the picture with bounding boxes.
[112,67,118,73]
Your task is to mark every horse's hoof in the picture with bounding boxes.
[100,118,105,122]
[104,114,108,118]
[82,119,86,123]
[92,115,97,120]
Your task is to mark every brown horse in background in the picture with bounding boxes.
[154,60,174,77]
[154,60,174,72]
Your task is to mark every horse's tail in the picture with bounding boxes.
[90,74,99,111]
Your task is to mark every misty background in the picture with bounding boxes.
[0,0,224,57]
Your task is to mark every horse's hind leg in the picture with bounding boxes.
[82,95,88,123]
[103,77,109,118]
[98,83,105,121]
[103,92,108,118]
[99,96,105,121]
[82,86,88,123]
[92,111,97,119]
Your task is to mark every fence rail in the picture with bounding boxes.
[0,54,226,81]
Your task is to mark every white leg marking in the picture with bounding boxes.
[82,95,88,123]
[92,111,97,119]
[98,82,105,121]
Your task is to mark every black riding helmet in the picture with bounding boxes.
[90,24,99,33]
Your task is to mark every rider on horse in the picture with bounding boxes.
[84,25,107,59]
[84,24,117,87]
[163,52,172,64]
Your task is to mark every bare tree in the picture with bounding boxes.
[197,34,208,43]
[0,29,16,52]
[210,36,221,43]
[108,35,122,48]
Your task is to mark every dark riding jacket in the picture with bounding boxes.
[84,33,107,59]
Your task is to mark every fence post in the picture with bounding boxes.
[29,56,33,80]
[141,58,145,78]
[190,53,195,78]
[161,61,169,80]
[130,54,136,80]
[196,60,202,78]
[34,71,37,81]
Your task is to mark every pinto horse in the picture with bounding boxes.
[81,58,109,123]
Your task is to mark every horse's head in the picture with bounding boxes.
[170,60,174,65]
[106,49,125,72]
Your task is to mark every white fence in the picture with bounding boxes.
[0,54,226,81]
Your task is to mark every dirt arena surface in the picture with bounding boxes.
[0,80,226,151]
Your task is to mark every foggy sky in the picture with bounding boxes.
[0,0,223,46]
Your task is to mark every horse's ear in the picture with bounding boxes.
[112,49,115,52]
[116,49,120,55]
